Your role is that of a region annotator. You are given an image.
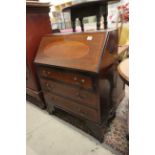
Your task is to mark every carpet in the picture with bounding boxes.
[104,86,129,155]
[53,86,129,155]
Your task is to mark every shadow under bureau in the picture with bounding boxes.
[34,30,125,142]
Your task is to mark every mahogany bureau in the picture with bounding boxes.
[34,30,124,141]
[26,1,52,108]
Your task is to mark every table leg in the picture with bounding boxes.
[103,4,108,29]
[79,17,84,32]
[96,14,101,30]
[71,17,76,32]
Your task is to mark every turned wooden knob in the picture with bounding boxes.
[81,79,85,83]
[74,76,77,81]
[46,82,49,87]
[42,70,46,74]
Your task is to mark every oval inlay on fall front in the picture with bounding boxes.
[43,41,89,60]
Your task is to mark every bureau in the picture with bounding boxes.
[34,30,125,141]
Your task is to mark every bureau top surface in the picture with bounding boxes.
[35,31,109,73]
[26,1,51,7]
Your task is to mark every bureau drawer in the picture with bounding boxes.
[44,93,100,123]
[40,79,99,109]
[38,67,93,90]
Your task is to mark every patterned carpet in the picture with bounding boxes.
[53,86,129,155]
[104,86,129,155]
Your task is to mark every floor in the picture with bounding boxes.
[27,103,122,155]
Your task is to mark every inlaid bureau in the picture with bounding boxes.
[26,1,52,108]
[34,30,125,141]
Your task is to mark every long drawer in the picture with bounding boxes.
[40,78,99,109]
[38,67,93,90]
[44,92,100,123]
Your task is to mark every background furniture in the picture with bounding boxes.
[63,0,120,32]
[118,58,129,140]
[117,23,129,61]
[26,1,52,108]
[34,30,125,142]
[118,58,129,85]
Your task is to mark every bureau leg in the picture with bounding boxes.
[47,104,56,115]
[26,94,46,109]
[85,120,104,142]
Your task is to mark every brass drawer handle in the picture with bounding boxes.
[45,82,54,90]
[74,77,85,84]
[75,91,86,99]
[81,79,85,83]
[73,76,77,81]
[42,70,46,74]
[46,82,49,87]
